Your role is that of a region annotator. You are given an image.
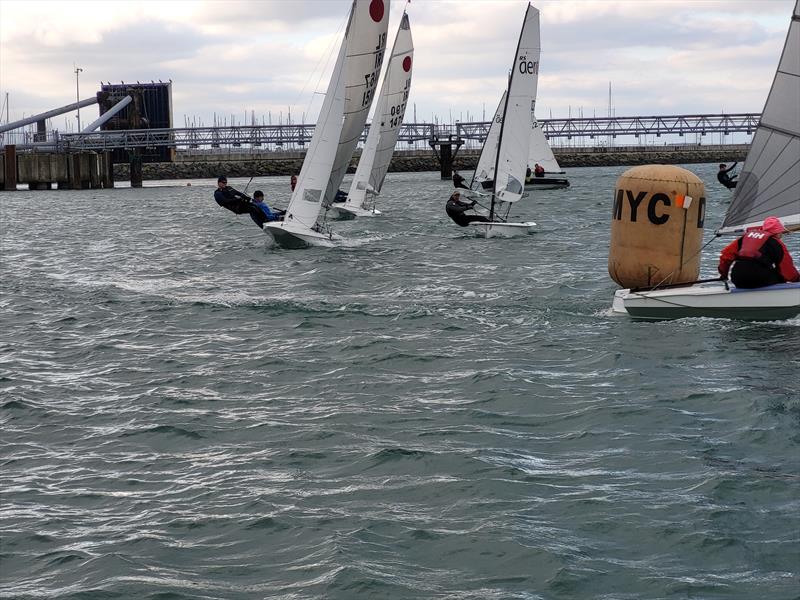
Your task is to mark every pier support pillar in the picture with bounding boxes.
[3,145,17,191]
[102,152,114,188]
[439,143,453,180]
[69,153,82,190]
[130,150,143,188]
[428,138,464,180]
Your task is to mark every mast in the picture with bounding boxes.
[491,3,532,221]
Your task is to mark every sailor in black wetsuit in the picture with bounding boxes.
[445,191,490,227]
[213,176,253,215]
[452,171,469,189]
[717,163,738,189]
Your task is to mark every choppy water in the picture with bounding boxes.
[1,163,798,600]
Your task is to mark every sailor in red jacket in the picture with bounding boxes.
[718,216,799,288]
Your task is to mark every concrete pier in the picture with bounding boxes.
[1,147,114,190]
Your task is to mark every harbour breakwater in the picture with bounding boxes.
[112,145,748,181]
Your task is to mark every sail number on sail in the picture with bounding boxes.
[518,55,539,75]
[388,78,411,128]
[362,33,388,107]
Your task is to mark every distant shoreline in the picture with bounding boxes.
[112,145,749,181]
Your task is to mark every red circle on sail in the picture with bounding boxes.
[402,56,412,72]
[369,0,384,22]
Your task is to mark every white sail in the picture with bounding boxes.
[283,36,348,230]
[492,3,540,206]
[323,0,390,207]
[471,91,505,190]
[719,0,800,233]
[528,119,561,173]
[346,12,413,210]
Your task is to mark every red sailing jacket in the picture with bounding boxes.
[718,228,800,282]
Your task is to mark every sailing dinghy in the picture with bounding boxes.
[465,3,541,238]
[264,0,389,248]
[524,120,569,190]
[613,0,800,320]
[328,12,414,220]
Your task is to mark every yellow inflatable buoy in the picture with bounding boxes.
[608,165,706,289]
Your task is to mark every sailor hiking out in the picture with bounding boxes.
[718,216,799,288]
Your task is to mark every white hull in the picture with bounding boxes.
[327,204,382,220]
[613,282,800,321]
[263,221,340,249]
[468,221,536,238]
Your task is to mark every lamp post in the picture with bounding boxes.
[75,65,83,131]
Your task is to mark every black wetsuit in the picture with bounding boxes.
[446,197,490,227]
[452,173,469,189]
[729,237,790,288]
[214,186,253,215]
[717,163,738,189]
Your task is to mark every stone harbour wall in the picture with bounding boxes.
[112,146,749,181]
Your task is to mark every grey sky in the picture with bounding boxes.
[0,0,795,131]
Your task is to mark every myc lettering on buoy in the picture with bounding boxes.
[613,189,706,227]
[608,165,706,288]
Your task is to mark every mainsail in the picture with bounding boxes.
[528,119,561,173]
[471,91,505,190]
[346,12,414,210]
[719,0,800,233]
[323,0,390,207]
[492,3,541,209]
[283,34,348,230]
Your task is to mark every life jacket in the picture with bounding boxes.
[738,229,774,267]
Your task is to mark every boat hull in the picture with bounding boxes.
[613,282,800,321]
[524,177,570,190]
[327,204,381,219]
[263,222,339,249]
[468,221,537,238]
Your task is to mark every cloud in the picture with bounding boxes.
[0,0,795,130]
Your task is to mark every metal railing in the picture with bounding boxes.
[2,113,759,152]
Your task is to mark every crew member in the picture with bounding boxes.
[445,191,490,227]
[717,163,738,189]
[249,190,286,228]
[452,170,469,189]
[534,163,545,178]
[214,176,253,215]
[290,174,298,192]
[718,216,799,288]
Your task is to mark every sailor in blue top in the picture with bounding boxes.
[250,190,285,228]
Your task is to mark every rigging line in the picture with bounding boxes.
[297,9,350,122]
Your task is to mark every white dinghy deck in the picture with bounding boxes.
[264,221,340,249]
[469,221,537,238]
[614,281,800,321]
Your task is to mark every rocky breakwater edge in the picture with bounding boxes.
[112,146,748,181]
